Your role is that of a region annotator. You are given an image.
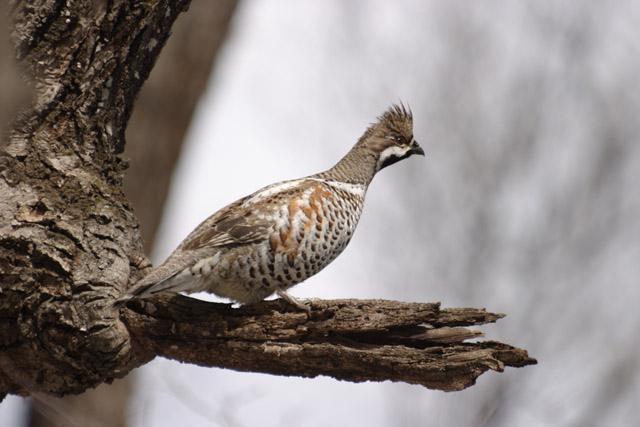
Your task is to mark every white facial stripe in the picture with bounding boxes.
[376,145,410,170]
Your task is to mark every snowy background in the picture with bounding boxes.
[3,1,640,426]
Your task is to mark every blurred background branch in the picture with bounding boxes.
[0,3,28,142]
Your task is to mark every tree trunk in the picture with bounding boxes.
[23,1,238,425]
[1,0,192,398]
[0,0,534,403]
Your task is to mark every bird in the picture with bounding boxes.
[117,104,424,310]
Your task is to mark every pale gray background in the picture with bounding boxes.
[3,1,639,426]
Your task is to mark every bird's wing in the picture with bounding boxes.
[177,178,313,251]
[178,198,274,251]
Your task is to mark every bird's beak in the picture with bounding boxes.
[409,140,425,156]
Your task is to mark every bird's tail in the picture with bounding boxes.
[113,268,195,307]
[113,280,158,307]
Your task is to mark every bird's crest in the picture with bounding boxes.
[358,103,413,146]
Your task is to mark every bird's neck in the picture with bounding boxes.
[316,146,377,186]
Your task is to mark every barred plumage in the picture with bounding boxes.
[118,104,423,308]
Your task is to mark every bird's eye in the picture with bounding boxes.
[386,135,404,145]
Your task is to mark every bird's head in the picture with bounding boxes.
[357,104,424,171]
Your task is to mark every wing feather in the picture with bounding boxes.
[179,197,274,250]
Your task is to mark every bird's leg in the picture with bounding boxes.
[276,289,311,313]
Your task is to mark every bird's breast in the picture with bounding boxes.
[267,184,364,285]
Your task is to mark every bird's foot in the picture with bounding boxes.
[276,290,311,314]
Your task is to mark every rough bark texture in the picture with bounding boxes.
[0,0,535,402]
[121,297,535,392]
[0,0,192,398]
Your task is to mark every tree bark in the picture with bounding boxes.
[0,0,535,401]
[122,297,535,392]
[1,0,192,398]
[25,1,238,425]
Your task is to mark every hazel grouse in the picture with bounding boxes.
[118,104,424,309]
